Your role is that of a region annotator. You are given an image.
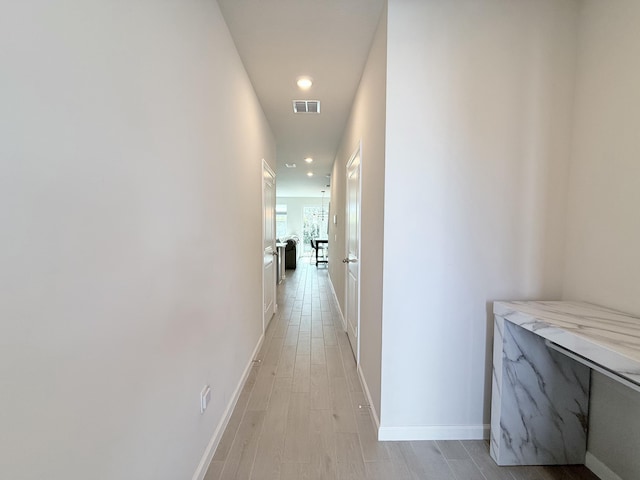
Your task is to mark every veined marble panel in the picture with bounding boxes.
[494,301,640,386]
[491,301,640,467]
[489,313,505,462]
[491,317,589,465]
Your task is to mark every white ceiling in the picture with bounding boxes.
[217,0,385,198]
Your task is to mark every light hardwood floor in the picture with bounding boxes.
[205,259,600,480]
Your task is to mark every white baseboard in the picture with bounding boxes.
[327,274,346,331]
[357,363,380,431]
[191,333,265,480]
[585,452,623,480]
[378,424,489,441]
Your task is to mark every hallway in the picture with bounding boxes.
[205,260,600,480]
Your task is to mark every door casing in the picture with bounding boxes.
[262,160,277,331]
[344,143,362,363]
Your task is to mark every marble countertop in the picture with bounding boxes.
[494,301,640,386]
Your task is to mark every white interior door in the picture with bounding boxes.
[263,161,276,330]
[344,145,361,362]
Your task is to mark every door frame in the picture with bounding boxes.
[344,142,362,363]
[262,159,277,333]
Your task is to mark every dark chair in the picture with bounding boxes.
[310,239,328,267]
[285,239,297,269]
[310,239,317,264]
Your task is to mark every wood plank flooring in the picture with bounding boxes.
[206,259,600,480]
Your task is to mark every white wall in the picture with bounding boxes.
[329,4,387,420]
[563,1,640,477]
[381,0,578,438]
[0,2,274,479]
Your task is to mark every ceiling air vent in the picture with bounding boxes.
[293,100,321,114]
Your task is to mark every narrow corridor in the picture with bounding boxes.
[205,260,600,480]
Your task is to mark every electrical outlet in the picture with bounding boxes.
[200,385,211,414]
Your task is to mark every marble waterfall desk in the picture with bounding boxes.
[490,301,640,466]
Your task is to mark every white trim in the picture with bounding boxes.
[344,141,363,361]
[328,272,347,331]
[262,159,277,331]
[191,334,265,480]
[585,452,623,480]
[377,424,489,441]
[357,363,380,431]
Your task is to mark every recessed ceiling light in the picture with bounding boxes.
[297,77,313,90]
[285,163,296,168]
[307,172,314,177]
[304,157,313,163]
